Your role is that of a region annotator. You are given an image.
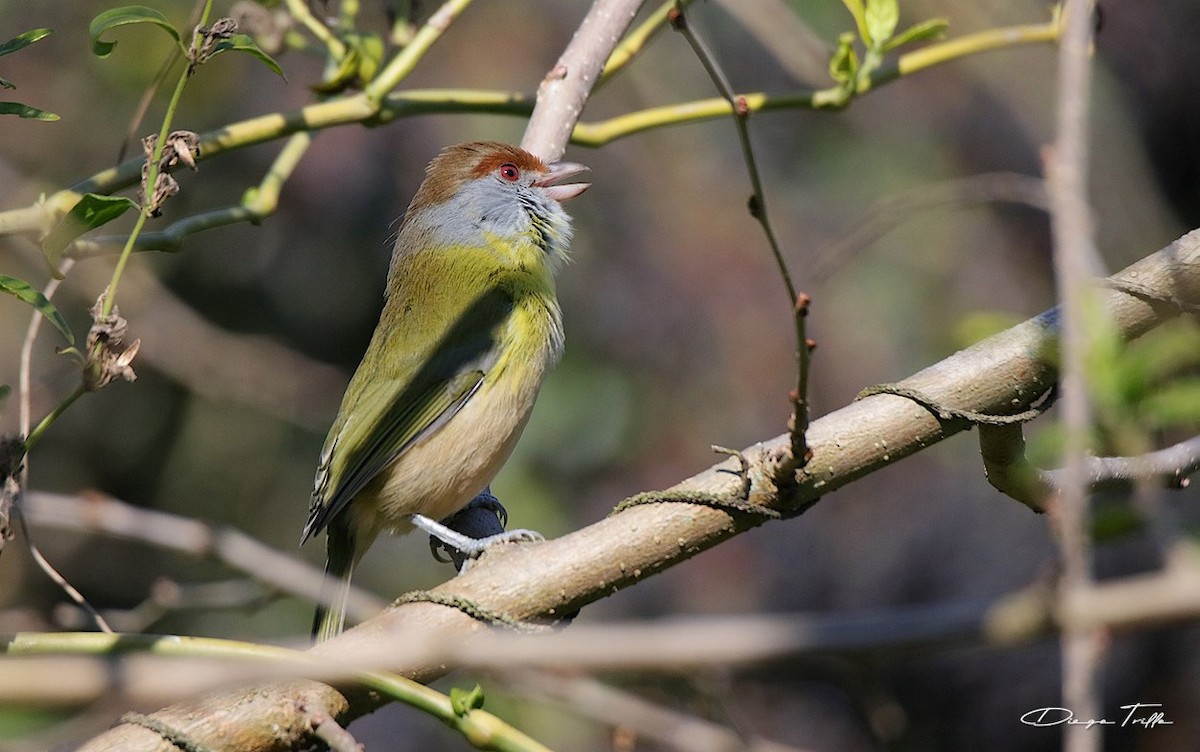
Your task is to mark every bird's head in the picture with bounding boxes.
[400,141,590,270]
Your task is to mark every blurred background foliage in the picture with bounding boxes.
[0,0,1199,750]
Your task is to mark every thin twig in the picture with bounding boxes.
[12,509,114,634]
[12,257,112,632]
[18,260,73,445]
[362,0,477,103]
[669,2,810,480]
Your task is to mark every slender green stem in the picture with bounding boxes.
[250,131,315,210]
[23,384,85,453]
[284,0,346,58]
[101,1,214,318]
[363,0,475,103]
[895,20,1060,78]
[101,207,151,317]
[57,88,527,201]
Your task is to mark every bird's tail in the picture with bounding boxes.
[312,521,356,642]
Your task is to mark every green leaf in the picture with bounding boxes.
[0,384,9,404]
[0,276,74,346]
[312,34,382,93]
[210,33,286,80]
[828,32,859,87]
[40,194,139,270]
[89,6,183,58]
[449,684,485,716]
[0,28,52,58]
[0,102,59,121]
[883,18,950,52]
[864,0,899,49]
[840,0,868,42]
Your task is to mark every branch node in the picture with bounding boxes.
[712,444,752,500]
[85,293,140,392]
[746,193,762,219]
[795,292,811,315]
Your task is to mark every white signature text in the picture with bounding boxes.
[1020,704,1173,729]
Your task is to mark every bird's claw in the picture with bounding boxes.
[414,492,542,572]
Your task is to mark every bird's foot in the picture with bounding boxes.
[416,490,543,571]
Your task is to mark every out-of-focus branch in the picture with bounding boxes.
[1046,1,1101,748]
[18,558,1200,713]
[500,670,806,752]
[6,632,554,752]
[1060,545,1200,631]
[22,491,386,624]
[1052,437,1200,490]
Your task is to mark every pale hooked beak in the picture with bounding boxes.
[535,161,591,202]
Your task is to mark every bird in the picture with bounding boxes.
[301,141,589,641]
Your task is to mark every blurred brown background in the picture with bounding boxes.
[1,1,1198,750]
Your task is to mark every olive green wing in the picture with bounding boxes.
[302,287,513,542]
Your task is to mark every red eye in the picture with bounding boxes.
[498,163,521,182]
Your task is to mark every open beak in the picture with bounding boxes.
[535,161,591,202]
